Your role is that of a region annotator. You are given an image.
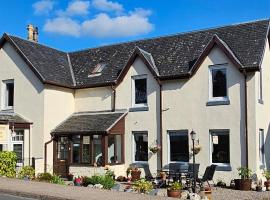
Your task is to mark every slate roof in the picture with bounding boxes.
[1,19,269,88]
[0,112,31,124]
[51,111,126,135]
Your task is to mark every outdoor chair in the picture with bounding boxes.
[168,163,188,182]
[188,163,200,179]
[198,164,217,187]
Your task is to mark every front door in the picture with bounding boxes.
[53,136,70,177]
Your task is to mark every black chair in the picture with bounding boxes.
[198,164,217,187]
[188,163,200,179]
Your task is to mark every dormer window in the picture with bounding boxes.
[208,66,229,104]
[2,80,14,110]
[88,63,106,77]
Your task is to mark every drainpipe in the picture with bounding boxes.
[159,82,163,169]
[111,86,116,112]
[44,136,54,173]
[244,70,249,168]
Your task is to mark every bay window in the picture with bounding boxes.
[12,130,24,165]
[65,134,123,166]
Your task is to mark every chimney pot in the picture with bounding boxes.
[27,24,38,42]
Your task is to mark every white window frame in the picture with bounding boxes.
[131,75,148,108]
[209,130,230,167]
[209,66,228,102]
[1,79,14,110]
[167,130,189,164]
[259,129,265,166]
[11,130,24,166]
[132,131,148,164]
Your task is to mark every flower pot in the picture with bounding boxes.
[131,170,141,182]
[167,189,181,198]
[234,179,251,191]
[264,181,270,190]
[204,190,212,200]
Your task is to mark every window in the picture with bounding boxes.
[209,67,227,101]
[168,131,189,162]
[108,135,122,164]
[210,130,230,165]
[133,132,148,162]
[93,135,102,166]
[12,130,24,165]
[132,75,147,107]
[0,144,2,151]
[57,137,68,160]
[72,135,80,163]
[88,63,106,77]
[259,129,265,166]
[82,136,91,164]
[2,80,14,109]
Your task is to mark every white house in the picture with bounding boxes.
[0,20,269,183]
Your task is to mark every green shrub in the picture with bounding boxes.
[51,174,65,185]
[83,175,115,189]
[237,167,252,179]
[105,170,115,179]
[168,181,182,191]
[18,166,35,180]
[37,173,53,182]
[0,151,17,178]
[133,179,153,194]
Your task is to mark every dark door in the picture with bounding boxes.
[53,136,70,177]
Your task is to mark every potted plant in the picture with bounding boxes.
[133,179,153,194]
[256,179,263,192]
[234,167,252,191]
[130,167,141,182]
[191,145,202,155]
[149,145,161,154]
[167,181,182,198]
[203,186,212,200]
[74,176,82,186]
[263,170,270,190]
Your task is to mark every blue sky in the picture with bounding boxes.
[1,0,269,51]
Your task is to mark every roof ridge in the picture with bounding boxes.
[69,19,270,54]
[66,53,76,86]
[7,34,67,53]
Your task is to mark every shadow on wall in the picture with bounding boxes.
[129,163,153,178]
[264,122,270,170]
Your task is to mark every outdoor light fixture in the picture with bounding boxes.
[190,130,196,193]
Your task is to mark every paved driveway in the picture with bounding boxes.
[0,194,36,200]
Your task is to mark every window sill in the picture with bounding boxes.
[206,100,230,106]
[131,162,149,167]
[1,108,14,111]
[129,106,149,112]
[214,164,232,171]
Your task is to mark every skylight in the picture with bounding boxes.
[88,63,106,77]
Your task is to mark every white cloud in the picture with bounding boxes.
[92,0,123,13]
[33,0,55,15]
[57,0,90,16]
[81,10,153,38]
[43,17,81,37]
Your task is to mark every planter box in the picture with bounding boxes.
[167,189,181,198]
[234,179,251,191]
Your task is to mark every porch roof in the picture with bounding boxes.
[51,110,127,135]
[0,111,31,124]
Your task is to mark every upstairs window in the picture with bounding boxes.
[2,80,14,109]
[132,75,147,107]
[209,67,227,101]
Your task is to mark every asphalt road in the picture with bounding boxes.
[0,194,36,200]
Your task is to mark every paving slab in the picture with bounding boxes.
[0,177,171,200]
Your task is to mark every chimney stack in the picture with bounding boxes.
[27,24,38,42]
